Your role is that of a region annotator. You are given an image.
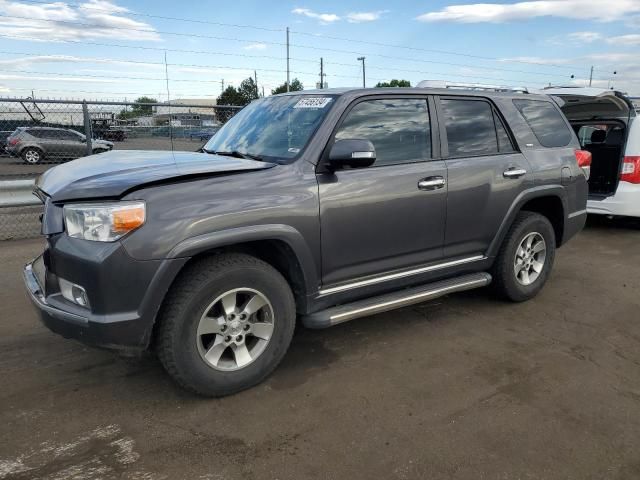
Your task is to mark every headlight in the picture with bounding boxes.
[63,201,145,242]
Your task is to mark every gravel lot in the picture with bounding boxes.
[1,217,640,479]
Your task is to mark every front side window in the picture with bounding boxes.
[513,99,572,148]
[334,98,431,167]
[204,95,336,163]
[441,99,499,157]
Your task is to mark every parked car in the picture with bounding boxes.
[6,127,113,164]
[189,128,219,141]
[543,87,640,218]
[0,130,14,153]
[95,127,129,142]
[24,87,588,396]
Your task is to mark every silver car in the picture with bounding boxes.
[5,127,113,164]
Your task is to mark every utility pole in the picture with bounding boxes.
[319,57,325,89]
[357,57,366,88]
[589,66,594,87]
[262,86,265,97]
[254,70,258,98]
[286,27,290,92]
[221,79,224,92]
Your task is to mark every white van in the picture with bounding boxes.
[544,87,640,218]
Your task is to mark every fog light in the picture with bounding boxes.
[59,278,89,307]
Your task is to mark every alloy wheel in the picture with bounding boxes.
[513,232,546,286]
[24,150,40,164]
[196,288,274,371]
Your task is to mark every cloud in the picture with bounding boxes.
[0,0,161,42]
[346,11,386,23]
[0,54,164,69]
[0,73,118,83]
[292,8,340,24]
[416,0,640,23]
[606,34,640,45]
[568,31,603,43]
[243,43,267,51]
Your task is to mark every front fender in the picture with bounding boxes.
[167,224,320,295]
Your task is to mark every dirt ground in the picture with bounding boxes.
[1,216,640,480]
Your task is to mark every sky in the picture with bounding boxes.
[0,0,639,101]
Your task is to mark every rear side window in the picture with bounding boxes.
[513,99,572,148]
[441,99,499,157]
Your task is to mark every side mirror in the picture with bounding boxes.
[328,139,376,169]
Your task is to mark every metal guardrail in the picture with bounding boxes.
[0,179,38,207]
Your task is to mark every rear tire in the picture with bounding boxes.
[492,211,556,302]
[156,253,296,397]
[21,147,43,164]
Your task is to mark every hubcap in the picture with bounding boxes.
[514,232,546,286]
[196,288,274,371]
[25,150,40,163]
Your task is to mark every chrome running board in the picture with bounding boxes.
[302,273,492,329]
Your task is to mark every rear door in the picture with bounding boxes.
[435,96,532,258]
[317,96,448,286]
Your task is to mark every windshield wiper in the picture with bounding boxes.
[210,150,263,161]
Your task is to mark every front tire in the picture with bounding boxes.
[156,253,296,397]
[492,211,556,302]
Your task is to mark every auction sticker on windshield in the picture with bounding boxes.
[294,97,332,109]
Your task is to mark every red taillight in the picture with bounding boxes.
[621,156,640,184]
[575,149,592,180]
[7,137,20,146]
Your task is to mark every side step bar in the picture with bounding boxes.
[302,272,492,329]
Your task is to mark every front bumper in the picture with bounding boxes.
[24,257,150,353]
[23,237,187,353]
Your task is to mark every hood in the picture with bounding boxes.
[36,150,275,202]
[542,88,634,122]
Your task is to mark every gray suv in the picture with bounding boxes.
[6,127,113,164]
[23,88,589,396]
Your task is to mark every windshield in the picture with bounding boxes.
[204,95,336,162]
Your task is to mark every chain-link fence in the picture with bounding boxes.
[0,97,242,240]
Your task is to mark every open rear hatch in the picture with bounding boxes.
[544,88,635,198]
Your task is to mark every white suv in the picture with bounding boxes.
[544,87,640,218]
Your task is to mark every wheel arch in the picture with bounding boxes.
[167,224,318,310]
[487,186,568,258]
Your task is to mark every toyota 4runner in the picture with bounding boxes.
[23,87,589,396]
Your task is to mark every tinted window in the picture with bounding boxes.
[441,99,498,157]
[334,98,431,167]
[495,112,516,153]
[513,99,572,148]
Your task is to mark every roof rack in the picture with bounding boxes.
[417,80,529,94]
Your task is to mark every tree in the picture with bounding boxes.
[271,78,304,95]
[118,96,157,120]
[216,85,247,123]
[375,79,411,88]
[238,77,260,104]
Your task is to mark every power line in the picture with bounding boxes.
[0,14,286,46]
[15,0,284,33]
[0,13,605,77]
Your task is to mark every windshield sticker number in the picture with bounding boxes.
[294,97,332,109]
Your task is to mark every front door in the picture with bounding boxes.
[318,96,447,287]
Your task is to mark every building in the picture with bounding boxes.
[152,99,219,127]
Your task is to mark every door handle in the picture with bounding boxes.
[418,176,446,190]
[503,168,527,178]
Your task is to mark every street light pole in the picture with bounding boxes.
[357,57,366,88]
